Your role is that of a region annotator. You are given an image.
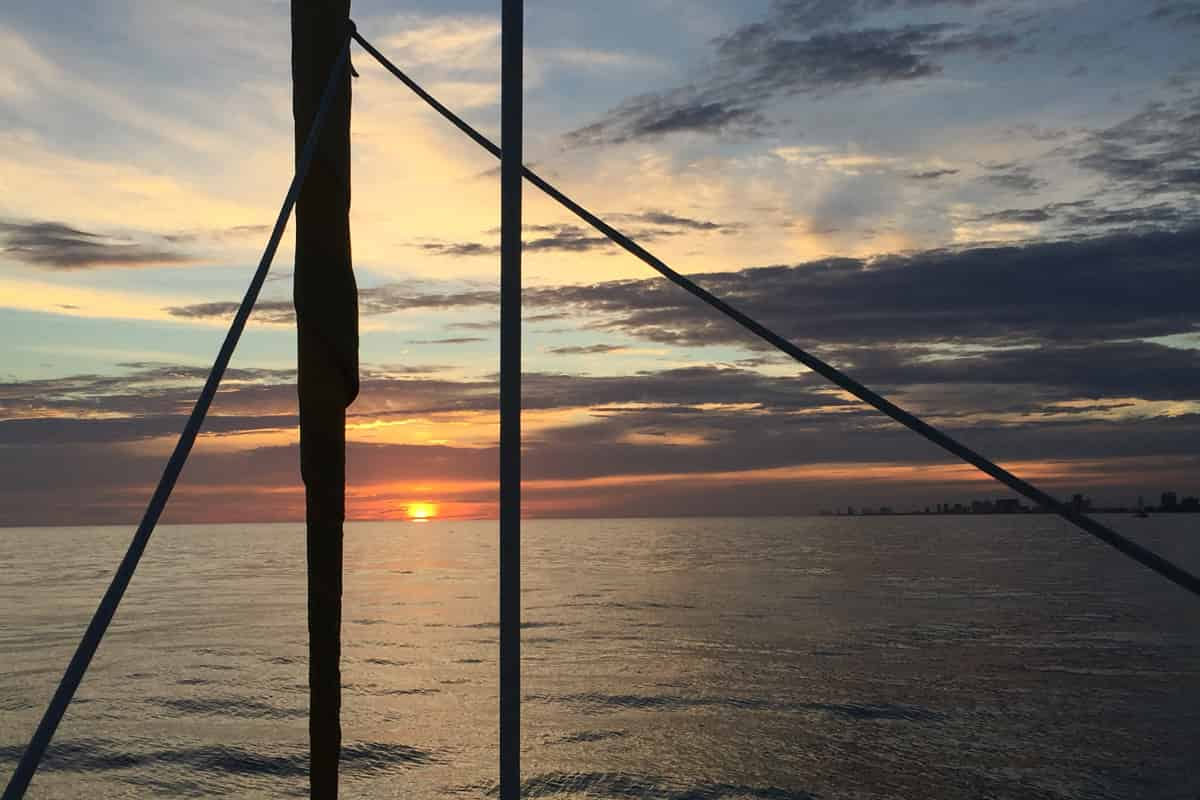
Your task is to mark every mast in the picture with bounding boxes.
[499,1,523,799]
[291,2,357,798]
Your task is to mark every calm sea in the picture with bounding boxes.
[1,516,1197,799]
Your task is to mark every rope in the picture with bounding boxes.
[352,31,1200,600]
[1,31,355,800]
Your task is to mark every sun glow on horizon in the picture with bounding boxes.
[406,502,438,522]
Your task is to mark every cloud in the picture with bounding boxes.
[419,225,617,258]
[3,350,1199,524]
[0,219,189,269]
[416,215,738,263]
[970,200,1198,232]
[1147,2,1200,26]
[418,241,499,257]
[907,168,960,180]
[448,320,501,331]
[409,337,487,345]
[1072,96,1200,196]
[767,0,994,32]
[167,285,500,324]
[545,344,627,356]
[525,225,615,253]
[980,163,1045,193]
[165,226,1200,348]
[166,299,295,325]
[566,3,1018,146]
[566,97,767,145]
[522,225,1200,348]
[973,207,1053,224]
[610,210,739,233]
[163,224,271,244]
[842,339,1200,403]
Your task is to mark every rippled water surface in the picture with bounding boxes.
[1,516,1198,799]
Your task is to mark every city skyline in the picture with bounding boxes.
[822,489,1200,517]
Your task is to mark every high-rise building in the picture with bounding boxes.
[1161,491,1179,511]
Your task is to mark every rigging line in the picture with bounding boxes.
[351,30,1200,600]
[1,31,355,800]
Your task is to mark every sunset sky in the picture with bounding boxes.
[1,0,1198,524]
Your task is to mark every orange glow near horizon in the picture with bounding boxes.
[128,453,1197,526]
[406,502,438,522]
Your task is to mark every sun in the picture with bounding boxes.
[406,502,438,522]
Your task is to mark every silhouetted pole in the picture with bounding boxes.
[499,0,522,799]
[292,2,358,798]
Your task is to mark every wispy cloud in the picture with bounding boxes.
[566,2,1018,146]
[980,162,1045,193]
[0,219,189,269]
[546,344,627,356]
[1072,95,1200,196]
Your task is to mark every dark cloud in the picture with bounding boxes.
[769,0,992,32]
[907,168,960,180]
[839,339,1200,403]
[1072,96,1200,196]
[419,225,615,258]
[566,2,1018,146]
[0,414,296,446]
[10,358,1191,461]
[409,337,487,345]
[166,299,295,325]
[526,225,614,253]
[567,98,767,145]
[545,344,627,356]
[415,216,735,264]
[973,208,1052,224]
[972,200,1198,231]
[167,286,499,324]
[980,163,1045,193]
[0,362,838,437]
[418,241,498,257]
[1065,203,1197,229]
[10,396,1197,525]
[359,285,498,314]
[3,351,1199,524]
[448,320,501,331]
[168,226,1200,350]
[0,219,189,269]
[611,210,735,232]
[1148,2,1200,25]
[522,225,1200,348]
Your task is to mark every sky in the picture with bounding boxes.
[1,0,1198,524]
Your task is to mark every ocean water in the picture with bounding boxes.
[1,516,1198,799]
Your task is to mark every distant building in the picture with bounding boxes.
[995,498,1022,513]
[1161,491,1179,511]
